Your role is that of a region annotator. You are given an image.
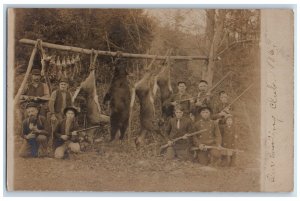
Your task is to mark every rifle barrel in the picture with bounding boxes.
[160,129,207,150]
[209,72,232,92]
[227,84,254,108]
[76,125,101,133]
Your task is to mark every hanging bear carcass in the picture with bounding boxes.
[103,61,131,142]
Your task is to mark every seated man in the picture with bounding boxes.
[19,102,49,158]
[54,106,81,159]
[191,107,222,166]
[164,105,193,160]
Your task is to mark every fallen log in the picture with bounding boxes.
[19,38,209,61]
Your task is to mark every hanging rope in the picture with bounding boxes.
[37,39,52,94]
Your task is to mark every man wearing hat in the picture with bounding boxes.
[19,102,50,158]
[191,106,222,166]
[53,106,81,159]
[49,77,73,127]
[21,68,50,117]
[166,81,194,117]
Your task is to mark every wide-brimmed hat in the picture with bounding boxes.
[224,114,233,120]
[25,102,39,109]
[63,106,78,116]
[59,77,69,84]
[31,69,41,75]
[199,106,212,113]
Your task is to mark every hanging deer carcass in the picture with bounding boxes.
[154,60,173,120]
[132,57,164,147]
[73,51,109,125]
[103,61,131,142]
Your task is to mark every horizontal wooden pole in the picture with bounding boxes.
[19,38,208,61]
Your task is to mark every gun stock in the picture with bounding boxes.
[160,129,207,152]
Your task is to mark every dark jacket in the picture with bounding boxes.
[212,102,233,124]
[22,82,48,97]
[21,115,49,139]
[219,124,237,149]
[167,92,193,115]
[165,116,193,140]
[192,91,212,120]
[54,118,80,148]
[49,89,72,114]
[192,118,222,146]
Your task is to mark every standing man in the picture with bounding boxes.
[164,105,193,160]
[54,106,81,159]
[192,80,212,121]
[167,81,194,117]
[19,102,50,158]
[49,77,73,127]
[191,107,222,166]
[21,68,50,117]
[212,91,233,125]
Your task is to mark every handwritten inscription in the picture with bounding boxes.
[265,38,284,183]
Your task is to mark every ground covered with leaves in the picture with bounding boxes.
[13,133,260,192]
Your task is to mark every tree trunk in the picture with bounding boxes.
[203,10,226,87]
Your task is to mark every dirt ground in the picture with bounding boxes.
[12,135,260,192]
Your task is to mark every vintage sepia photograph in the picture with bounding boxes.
[5,8,294,192]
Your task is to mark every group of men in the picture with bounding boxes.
[19,68,80,159]
[162,80,238,167]
[18,68,238,167]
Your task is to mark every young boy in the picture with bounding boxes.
[191,107,222,166]
[219,115,238,166]
[164,105,193,160]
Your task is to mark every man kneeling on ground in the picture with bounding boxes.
[54,106,81,159]
[164,105,193,160]
[19,102,49,158]
[191,107,222,166]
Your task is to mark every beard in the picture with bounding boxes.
[65,116,74,136]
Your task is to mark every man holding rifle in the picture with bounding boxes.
[191,106,222,166]
[212,91,233,125]
[54,106,81,159]
[164,105,193,160]
[21,68,50,117]
[167,81,194,117]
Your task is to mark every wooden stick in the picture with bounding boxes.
[14,42,38,104]
[19,38,209,61]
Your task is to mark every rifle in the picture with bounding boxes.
[20,95,50,103]
[220,83,254,113]
[160,129,207,152]
[190,145,244,155]
[70,125,101,142]
[175,72,232,104]
[75,125,101,133]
